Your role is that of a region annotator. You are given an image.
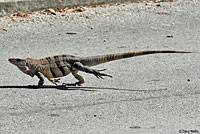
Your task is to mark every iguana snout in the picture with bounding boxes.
[8,58,26,67]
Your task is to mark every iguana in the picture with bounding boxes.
[8,50,192,86]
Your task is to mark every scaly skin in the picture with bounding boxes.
[8,50,193,86]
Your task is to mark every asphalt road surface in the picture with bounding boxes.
[0,0,200,133]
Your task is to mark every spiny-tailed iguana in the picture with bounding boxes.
[8,50,192,86]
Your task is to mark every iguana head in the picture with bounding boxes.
[8,58,34,77]
[8,58,27,67]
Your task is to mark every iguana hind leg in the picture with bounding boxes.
[62,70,85,86]
[73,62,112,79]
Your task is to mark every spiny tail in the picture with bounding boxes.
[81,50,193,66]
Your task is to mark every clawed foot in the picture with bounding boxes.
[93,69,112,79]
[53,78,61,85]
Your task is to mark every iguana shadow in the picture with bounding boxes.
[0,85,167,92]
[0,85,94,91]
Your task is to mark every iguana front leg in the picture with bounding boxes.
[35,72,44,86]
[62,70,85,86]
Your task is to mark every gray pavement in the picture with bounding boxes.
[1,0,200,133]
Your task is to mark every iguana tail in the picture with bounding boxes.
[81,50,192,66]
